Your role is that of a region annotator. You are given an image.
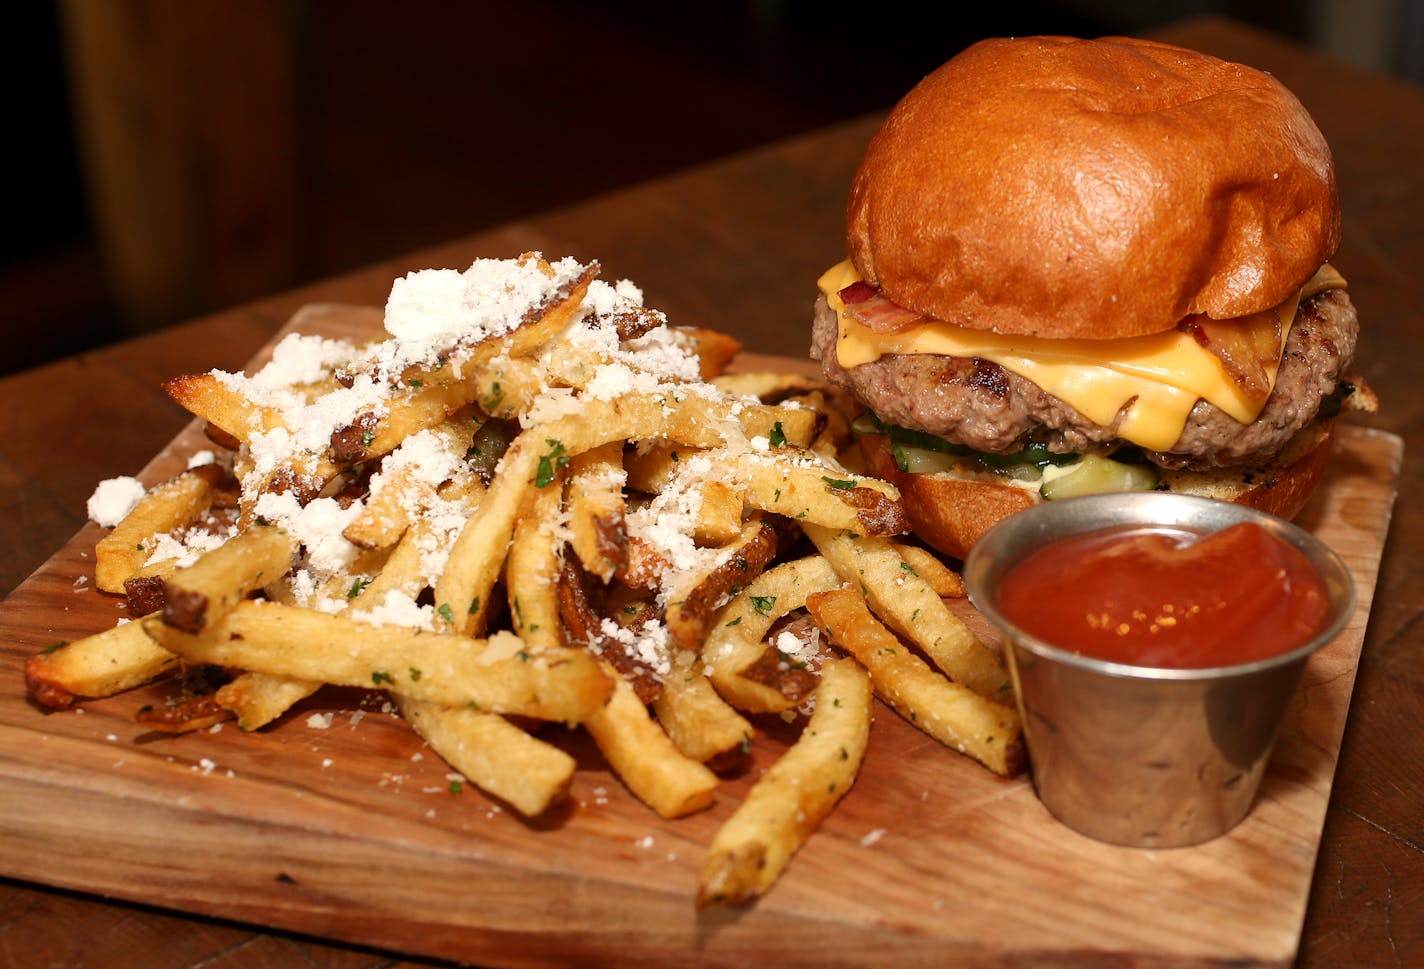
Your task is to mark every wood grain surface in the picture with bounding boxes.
[0,298,1403,967]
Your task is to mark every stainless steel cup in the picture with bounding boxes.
[963,492,1355,848]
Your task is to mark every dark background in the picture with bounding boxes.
[6,0,1421,377]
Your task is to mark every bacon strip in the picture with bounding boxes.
[1179,313,1281,401]
[838,282,930,334]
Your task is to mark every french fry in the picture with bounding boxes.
[24,617,176,709]
[342,416,481,550]
[506,482,566,651]
[556,558,662,702]
[806,586,1024,777]
[690,480,745,546]
[52,251,1035,901]
[160,524,299,634]
[565,443,627,584]
[650,656,754,767]
[338,371,485,472]
[801,523,1009,700]
[672,326,743,380]
[144,600,613,724]
[215,672,321,732]
[434,392,738,637]
[163,372,284,444]
[895,543,967,598]
[95,465,226,592]
[740,455,906,537]
[703,554,842,713]
[469,355,547,420]
[348,517,443,607]
[663,515,782,652]
[395,695,576,818]
[735,403,820,450]
[697,656,871,907]
[584,662,719,819]
[623,441,701,494]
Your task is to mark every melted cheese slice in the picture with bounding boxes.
[820,261,1345,451]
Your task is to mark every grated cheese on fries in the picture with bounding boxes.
[25,252,1023,907]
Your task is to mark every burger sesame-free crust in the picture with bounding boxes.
[846,36,1340,340]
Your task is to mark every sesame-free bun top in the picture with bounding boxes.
[846,36,1340,340]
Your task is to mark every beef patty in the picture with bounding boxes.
[811,289,1360,470]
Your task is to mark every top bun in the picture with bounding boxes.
[846,36,1340,340]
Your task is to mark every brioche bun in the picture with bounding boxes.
[846,36,1340,340]
[861,423,1337,561]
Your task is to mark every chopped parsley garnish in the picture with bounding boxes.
[821,475,856,490]
[437,602,455,625]
[448,779,463,795]
[409,667,423,682]
[536,439,569,487]
[346,576,371,598]
[769,421,787,447]
[371,670,394,686]
[750,595,776,616]
[482,382,503,413]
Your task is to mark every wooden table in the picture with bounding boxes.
[1,16,1418,969]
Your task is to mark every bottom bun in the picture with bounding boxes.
[861,422,1337,561]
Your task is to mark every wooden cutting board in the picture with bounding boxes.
[0,304,1403,968]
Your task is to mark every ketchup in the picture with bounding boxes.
[996,522,1330,668]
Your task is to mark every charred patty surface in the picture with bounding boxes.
[811,289,1360,470]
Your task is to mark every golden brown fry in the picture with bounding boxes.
[894,543,967,598]
[565,443,627,584]
[144,600,612,724]
[342,415,481,550]
[703,554,842,713]
[740,456,906,537]
[690,480,745,546]
[623,441,702,494]
[469,355,546,420]
[24,616,176,710]
[651,656,754,767]
[395,695,576,818]
[434,392,737,637]
[672,326,743,380]
[806,586,1024,777]
[801,523,1008,700]
[506,481,566,651]
[160,524,298,634]
[95,466,226,593]
[664,515,781,651]
[697,656,871,907]
[584,661,719,819]
[163,372,284,444]
[215,672,321,731]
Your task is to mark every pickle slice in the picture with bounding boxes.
[1039,454,1158,500]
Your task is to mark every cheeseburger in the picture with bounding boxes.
[812,36,1376,559]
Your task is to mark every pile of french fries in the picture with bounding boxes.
[26,253,1024,907]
